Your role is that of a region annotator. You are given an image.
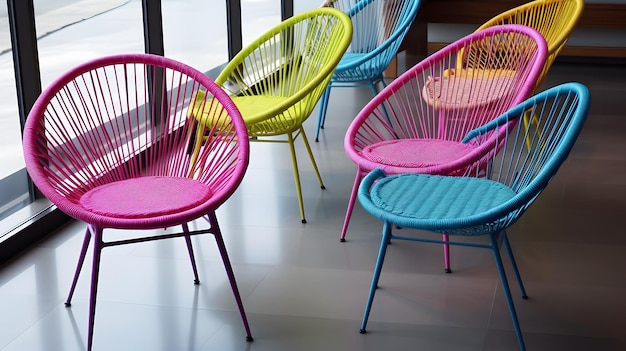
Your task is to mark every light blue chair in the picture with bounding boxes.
[356,82,590,351]
[315,0,421,142]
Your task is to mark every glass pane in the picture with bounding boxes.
[0,1,30,222]
[35,0,144,88]
[241,0,281,46]
[239,0,342,49]
[162,0,228,73]
[294,0,322,14]
[0,1,145,225]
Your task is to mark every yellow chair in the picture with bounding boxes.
[192,8,353,223]
[474,0,584,145]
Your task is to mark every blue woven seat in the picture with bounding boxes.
[369,174,516,234]
[357,82,590,351]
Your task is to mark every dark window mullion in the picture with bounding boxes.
[281,0,293,20]
[226,0,243,60]
[8,0,41,201]
[142,0,166,126]
[142,0,165,56]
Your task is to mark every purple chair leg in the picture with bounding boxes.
[340,170,365,242]
[87,228,104,351]
[182,223,200,284]
[206,212,253,342]
[65,227,92,306]
[443,234,451,273]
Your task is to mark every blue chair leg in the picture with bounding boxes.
[379,76,388,89]
[367,79,379,97]
[490,233,526,351]
[360,221,393,334]
[502,232,528,298]
[316,85,332,142]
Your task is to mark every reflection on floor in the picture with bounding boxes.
[1,57,626,351]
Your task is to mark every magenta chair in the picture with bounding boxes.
[341,25,548,273]
[22,54,253,350]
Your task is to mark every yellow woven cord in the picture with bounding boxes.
[213,9,352,136]
[185,89,237,173]
[425,29,538,112]
[475,0,584,89]
[472,0,584,149]
[202,8,353,223]
[443,68,516,79]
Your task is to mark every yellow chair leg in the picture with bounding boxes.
[299,126,326,190]
[288,133,307,223]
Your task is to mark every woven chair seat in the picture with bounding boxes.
[79,176,213,219]
[230,95,294,124]
[362,139,476,168]
[231,95,289,117]
[369,173,515,222]
[190,93,299,135]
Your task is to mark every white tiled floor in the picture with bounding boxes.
[2,1,626,350]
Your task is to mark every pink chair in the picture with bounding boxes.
[22,53,253,350]
[341,25,548,272]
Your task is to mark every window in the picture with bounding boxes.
[0,1,29,223]
[0,0,301,259]
[162,0,228,73]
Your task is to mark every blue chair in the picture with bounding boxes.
[357,82,590,351]
[315,0,421,142]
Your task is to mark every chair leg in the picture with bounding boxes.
[490,234,526,351]
[360,221,393,334]
[206,211,254,342]
[340,170,365,242]
[182,223,200,285]
[367,78,380,97]
[299,127,326,191]
[87,228,104,351]
[379,76,388,89]
[287,133,307,223]
[443,234,452,273]
[316,85,332,142]
[502,232,528,298]
[65,226,92,306]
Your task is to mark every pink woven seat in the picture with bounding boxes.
[362,139,477,168]
[79,177,213,218]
